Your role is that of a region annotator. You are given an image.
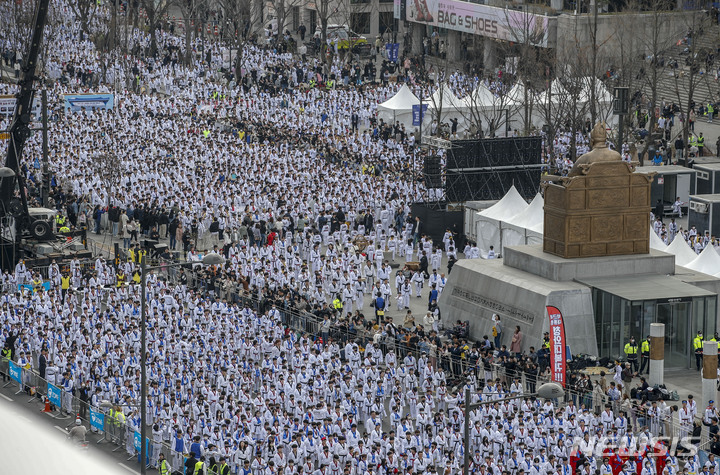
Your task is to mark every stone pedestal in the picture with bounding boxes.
[649,323,665,387]
[543,161,654,258]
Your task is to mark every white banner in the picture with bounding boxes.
[405,0,550,47]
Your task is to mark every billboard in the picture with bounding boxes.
[405,0,550,47]
[547,305,567,387]
[63,93,115,112]
[0,95,42,117]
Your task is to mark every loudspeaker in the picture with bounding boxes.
[423,156,443,188]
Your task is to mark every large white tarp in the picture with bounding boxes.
[475,185,529,256]
[501,193,544,249]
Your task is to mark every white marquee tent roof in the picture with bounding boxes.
[423,84,466,111]
[503,193,544,229]
[685,245,720,276]
[577,77,614,103]
[476,185,529,254]
[665,235,699,267]
[649,230,668,252]
[462,84,496,109]
[377,84,420,113]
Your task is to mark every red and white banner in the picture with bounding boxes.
[547,306,567,388]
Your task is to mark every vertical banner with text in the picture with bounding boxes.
[8,360,22,384]
[547,305,567,387]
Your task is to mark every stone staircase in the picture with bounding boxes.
[644,22,720,109]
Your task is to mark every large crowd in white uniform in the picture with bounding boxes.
[0,1,718,475]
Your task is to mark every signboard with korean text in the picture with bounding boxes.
[547,305,567,387]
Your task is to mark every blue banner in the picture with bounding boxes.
[412,104,429,126]
[63,93,115,112]
[90,408,105,431]
[134,431,141,451]
[19,282,51,294]
[385,43,400,63]
[47,383,62,407]
[8,360,21,384]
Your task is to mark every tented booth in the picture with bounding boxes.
[422,85,468,132]
[501,193,544,249]
[649,230,668,252]
[475,185,529,256]
[377,84,420,130]
[665,234,699,267]
[685,245,720,277]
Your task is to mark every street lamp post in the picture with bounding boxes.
[139,253,225,474]
[462,382,565,475]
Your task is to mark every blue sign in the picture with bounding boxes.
[385,43,400,63]
[412,104,429,126]
[63,93,115,112]
[47,383,62,408]
[90,408,105,431]
[134,431,141,451]
[8,360,21,384]
[19,282,51,294]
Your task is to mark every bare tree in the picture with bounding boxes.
[68,0,98,39]
[217,0,264,82]
[671,9,715,160]
[141,0,172,56]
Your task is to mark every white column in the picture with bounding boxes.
[649,323,664,387]
[703,341,718,413]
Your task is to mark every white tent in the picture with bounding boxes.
[649,230,668,252]
[577,77,614,104]
[475,185,529,256]
[665,235,699,267]
[501,193,544,249]
[526,221,543,245]
[377,84,420,129]
[506,82,533,105]
[685,245,720,276]
[462,84,496,109]
[422,84,468,131]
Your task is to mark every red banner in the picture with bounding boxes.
[547,306,567,387]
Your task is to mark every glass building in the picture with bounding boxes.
[585,275,717,369]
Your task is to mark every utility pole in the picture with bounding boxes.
[41,89,48,207]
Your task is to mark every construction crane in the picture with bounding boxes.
[0,0,52,241]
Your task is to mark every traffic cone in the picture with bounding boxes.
[42,396,52,412]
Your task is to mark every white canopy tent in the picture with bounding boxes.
[577,77,614,104]
[377,84,420,130]
[665,235,699,267]
[649,230,668,252]
[685,245,720,276]
[475,185,529,256]
[422,84,469,131]
[462,84,496,109]
[501,193,544,249]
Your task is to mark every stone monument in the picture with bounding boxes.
[543,122,655,258]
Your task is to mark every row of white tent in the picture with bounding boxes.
[377,79,616,134]
[473,186,543,256]
[650,232,720,278]
[472,187,720,279]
